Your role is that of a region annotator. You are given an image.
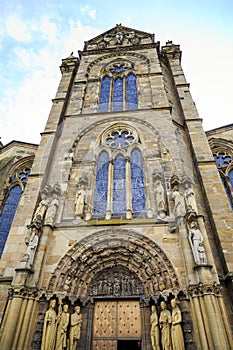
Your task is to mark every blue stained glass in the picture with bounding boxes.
[112,78,123,111]
[0,185,22,257]
[227,169,233,209]
[114,66,123,73]
[214,153,231,168]
[130,149,145,213]
[99,76,111,112]
[126,73,138,110]
[93,151,109,214]
[112,155,126,214]
[106,131,134,149]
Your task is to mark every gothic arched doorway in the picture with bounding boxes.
[46,229,180,349]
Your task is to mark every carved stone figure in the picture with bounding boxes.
[45,193,59,225]
[41,299,57,350]
[184,183,198,213]
[69,306,82,350]
[33,193,50,223]
[159,301,172,350]
[171,299,185,350]
[154,180,166,218]
[24,214,43,268]
[188,221,207,265]
[75,184,86,218]
[151,305,160,350]
[172,185,186,217]
[56,304,69,350]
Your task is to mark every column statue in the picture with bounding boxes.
[75,176,88,219]
[184,183,198,213]
[172,185,186,217]
[188,221,207,265]
[69,306,82,350]
[154,180,166,218]
[45,193,59,225]
[171,299,185,350]
[159,301,172,350]
[150,305,160,350]
[55,304,70,350]
[33,193,50,223]
[24,214,43,268]
[41,299,57,350]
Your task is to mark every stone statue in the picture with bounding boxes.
[154,180,166,218]
[45,193,59,225]
[41,299,57,350]
[159,301,172,350]
[150,305,160,350]
[69,306,82,350]
[75,184,86,218]
[184,183,198,213]
[171,299,185,350]
[56,304,70,350]
[172,185,186,217]
[24,214,43,268]
[33,193,50,223]
[188,221,207,265]
[75,176,88,219]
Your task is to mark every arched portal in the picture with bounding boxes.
[45,230,181,349]
[49,229,180,298]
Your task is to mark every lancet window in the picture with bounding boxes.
[213,151,233,209]
[98,63,138,112]
[0,168,30,256]
[93,126,145,219]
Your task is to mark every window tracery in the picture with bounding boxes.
[213,151,233,209]
[93,126,145,219]
[98,62,138,112]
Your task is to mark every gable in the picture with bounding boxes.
[84,24,155,51]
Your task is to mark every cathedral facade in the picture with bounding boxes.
[0,25,233,350]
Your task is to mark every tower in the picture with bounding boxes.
[0,24,233,350]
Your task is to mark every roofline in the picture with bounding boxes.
[0,140,38,153]
[206,123,233,137]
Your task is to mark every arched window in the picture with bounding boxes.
[98,64,138,112]
[99,76,111,113]
[126,73,138,110]
[93,151,109,214]
[213,151,233,209]
[112,77,123,111]
[0,169,30,256]
[131,148,146,213]
[93,127,145,219]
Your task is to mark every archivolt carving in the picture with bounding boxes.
[48,229,179,297]
[86,51,151,76]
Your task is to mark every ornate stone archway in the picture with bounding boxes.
[48,229,180,299]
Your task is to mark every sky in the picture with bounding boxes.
[0,0,233,145]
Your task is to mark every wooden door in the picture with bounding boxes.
[92,300,141,350]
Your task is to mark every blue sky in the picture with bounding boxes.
[0,0,233,145]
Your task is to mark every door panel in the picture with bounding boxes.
[118,301,141,338]
[92,300,141,350]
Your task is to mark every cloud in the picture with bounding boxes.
[0,18,102,145]
[80,5,96,19]
[5,14,31,42]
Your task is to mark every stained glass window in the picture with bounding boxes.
[93,151,109,214]
[130,149,146,213]
[0,169,30,257]
[99,76,111,112]
[93,128,145,218]
[98,70,138,112]
[112,77,123,112]
[112,155,126,214]
[213,152,233,209]
[126,73,138,110]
